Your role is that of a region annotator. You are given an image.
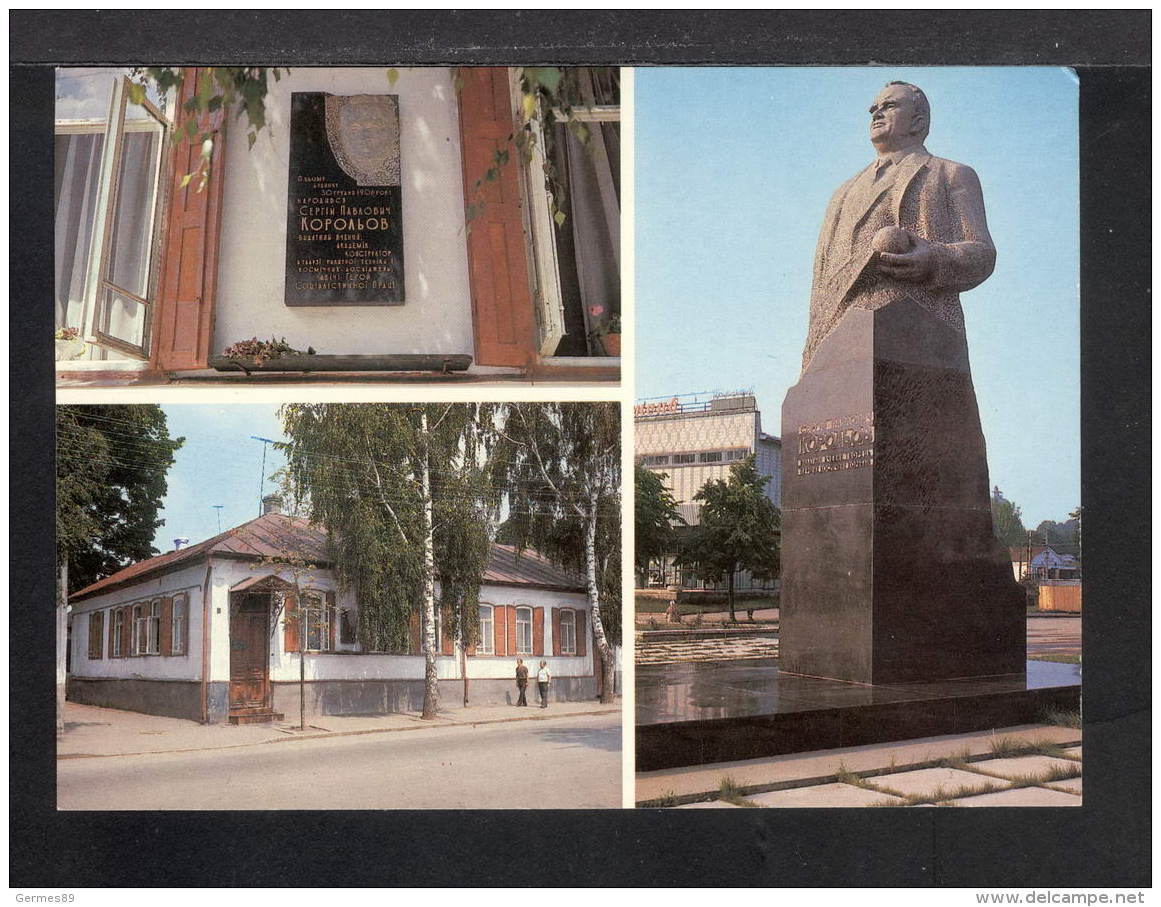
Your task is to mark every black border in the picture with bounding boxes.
[10,10,1150,887]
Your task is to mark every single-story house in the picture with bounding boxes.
[1009,546,1082,582]
[67,496,605,723]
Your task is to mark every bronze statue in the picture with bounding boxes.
[803,82,996,370]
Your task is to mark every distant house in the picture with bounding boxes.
[67,496,603,723]
[1009,546,1082,583]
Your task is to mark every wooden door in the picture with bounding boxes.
[229,594,270,711]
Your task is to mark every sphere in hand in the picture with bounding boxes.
[872,225,912,254]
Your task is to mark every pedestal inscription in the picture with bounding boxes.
[285,92,404,306]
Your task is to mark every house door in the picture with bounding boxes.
[229,594,271,712]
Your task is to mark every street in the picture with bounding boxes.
[58,711,621,810]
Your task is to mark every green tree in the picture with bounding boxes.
[497,403,621,703]
[678,456,781,622]
[278,404,499,720]
[55,404,184,734]
[634,464,684,586]
[991,486,1028,548]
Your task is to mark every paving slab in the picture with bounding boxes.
[637,724,1080,803]
[969,755,1080,781]
[865,767,999,799]
[749,783,904,808]
[1047,777,1082,795]
[949,787,1082,807]
[676,800,744,808]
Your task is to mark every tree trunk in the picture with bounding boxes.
[459,623,469,707]
[299,597,306,730]
[57,561,69,739]
[584,497,616,704]
[728,569,736,622]
[420,412,440,720]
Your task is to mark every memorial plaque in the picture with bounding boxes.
[285,92,404,306]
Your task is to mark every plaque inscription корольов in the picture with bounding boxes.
[285,92,404,306]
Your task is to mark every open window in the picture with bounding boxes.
[55,69,173,361]
[514,67,621,359]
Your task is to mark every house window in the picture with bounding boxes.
[55,68,173,361]
[171,594,188,655]
[516,67,620,358]
[87,611,104,659]
[515,606,533,655]
[303,593,331,652]
[559,609,577,655]
[111,608,123,657]
[132,603,147,655]
[148,599,161,654]
[477,605,494,655]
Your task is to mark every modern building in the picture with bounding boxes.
[634,392,782,511]
[54,66,620,385]
[66,496,606,723]
[634,392,781,590]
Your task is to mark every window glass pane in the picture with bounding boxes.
[106,120,162,298]
[54,133,105,332]
[478,606,493,654]
[55,68,116,122]
[99,289,147,348]
[516,608,532,654]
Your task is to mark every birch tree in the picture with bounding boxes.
[498,403,621,703]
[279,404,498,720]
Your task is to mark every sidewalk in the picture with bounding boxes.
[59,699,621,759]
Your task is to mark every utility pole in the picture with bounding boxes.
[251,436,278,516]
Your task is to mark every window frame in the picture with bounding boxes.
[171,593,188,655]
[477,604,494,656]
[111,608,124,657]
[131,602,146,655]
[302,591,332,653]
[147,598,161,654]
[56,73,174,362]
[515,605,533,656]
[559,608,577,656]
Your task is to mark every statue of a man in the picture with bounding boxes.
[802,81,996,370]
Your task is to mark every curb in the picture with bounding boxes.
[58,705,621,761]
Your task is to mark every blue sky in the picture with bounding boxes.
[634,67,1079,527]
[154,404,288,551]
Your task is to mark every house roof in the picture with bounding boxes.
[1009,546,1080,568]
[71,515,584,602]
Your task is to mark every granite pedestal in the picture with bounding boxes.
[779,298,1025,685]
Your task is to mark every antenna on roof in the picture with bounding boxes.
[250,436,278,517]
[211,504,223,533]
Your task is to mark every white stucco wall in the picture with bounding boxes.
[68,562,207,681]
[212,67,475,359]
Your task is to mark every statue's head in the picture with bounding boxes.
[869,81,930,152]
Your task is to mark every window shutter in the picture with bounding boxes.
[456,67,536,368]
[120,608,132,658]
[506,605,518,656]
[160,596,173,655]
[326,591,336,651]
[576,610,588,658]
[551,608,561,657]
[494,606,505,657]
[283,592,300,653]
[107,610,117,658]
[153,67,228,370]
[441,614,454,656]
[409,612,421,655]
[533,607,545,657]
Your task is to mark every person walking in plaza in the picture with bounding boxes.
[515,658,529,707]
[536,660,551,709]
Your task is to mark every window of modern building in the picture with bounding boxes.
[559,608,577,655]
[516,67,620,358]
[170,594,188,655]
[725,448,750,461]
[55,69,174,361]
[515,606,533,655]
[673,453,696,464]
[87,611,104,659]
[477,605,494,655]
[641,454,670,466]
[698,451,723,463]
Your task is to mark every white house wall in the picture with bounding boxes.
[68,561,207,681]
[212,67,476,361]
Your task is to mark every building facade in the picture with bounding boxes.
[54,66,620,385]
[66,501,605,723]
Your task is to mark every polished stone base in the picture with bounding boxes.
[635,658,1080,772]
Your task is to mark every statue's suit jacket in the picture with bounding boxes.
[803,149,996,371]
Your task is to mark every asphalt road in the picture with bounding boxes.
[58,711,621,810]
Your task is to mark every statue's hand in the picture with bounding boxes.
[877,234,935,284]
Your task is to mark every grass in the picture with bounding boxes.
[988,734,1074,759]
[718,776,761,808]
[901,779,1003,806]
[1003,762,1083,790]
[1029,653,1082,664]
[652,790,679,808]
[1039,707,1083,729]
[936,745,974,771]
